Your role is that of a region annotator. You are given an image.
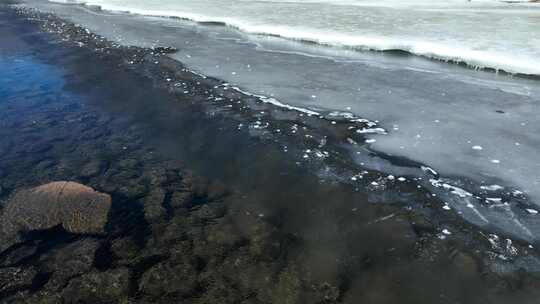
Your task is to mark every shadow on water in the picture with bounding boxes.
[1,6,540,303]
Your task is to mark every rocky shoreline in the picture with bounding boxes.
[1,4,540,303]
[0,6,352,303]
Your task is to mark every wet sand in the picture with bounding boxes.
[1,4,540,303]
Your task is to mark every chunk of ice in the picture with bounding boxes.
[526,209,538,215]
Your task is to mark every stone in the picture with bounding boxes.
[141,167,168,187]
[0,181,111,252]
[270,267,301,304]
[310,283,340,303]
[206,222,243,247]
[143,188,167,223]
[40,238,100,290]
[110,237,140,263]
[118,180,147,198]
[191,203,226,221]
[34,160,56,171]
[191,178,228,202]
[118,158,139,170]
[80,160,105,178]
[139,261,198,297]
[0,267,37,293]
[169,190,192,209]
[206,181,229,201]
[61,268,130,303]
[0,244,38,267]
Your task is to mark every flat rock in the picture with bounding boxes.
[0,181,111,252]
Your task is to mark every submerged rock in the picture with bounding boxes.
[61,268,130,302]
[143,188,167,223]
[110,237,140,266]
[0,181,111,252]
[139,260,198,298]
[0,244,38,267]
[39,238,101,290]
[80,160,106,178]
[0,267,37,293]
[270,267,302,304]
[169,190,192,209]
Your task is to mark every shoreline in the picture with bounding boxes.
[19,0,540,238]
[1,4,540,303]
[38,0,540,78]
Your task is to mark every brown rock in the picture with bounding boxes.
[0,181,111,252]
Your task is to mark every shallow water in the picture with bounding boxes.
[19,0,540,243]
[4,5,540,303]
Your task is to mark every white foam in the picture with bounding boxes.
[48,0,540,75]
[225,85,320,116]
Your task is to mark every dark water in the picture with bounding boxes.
[1,7,540,303]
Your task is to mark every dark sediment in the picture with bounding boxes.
[0,4,540,304]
